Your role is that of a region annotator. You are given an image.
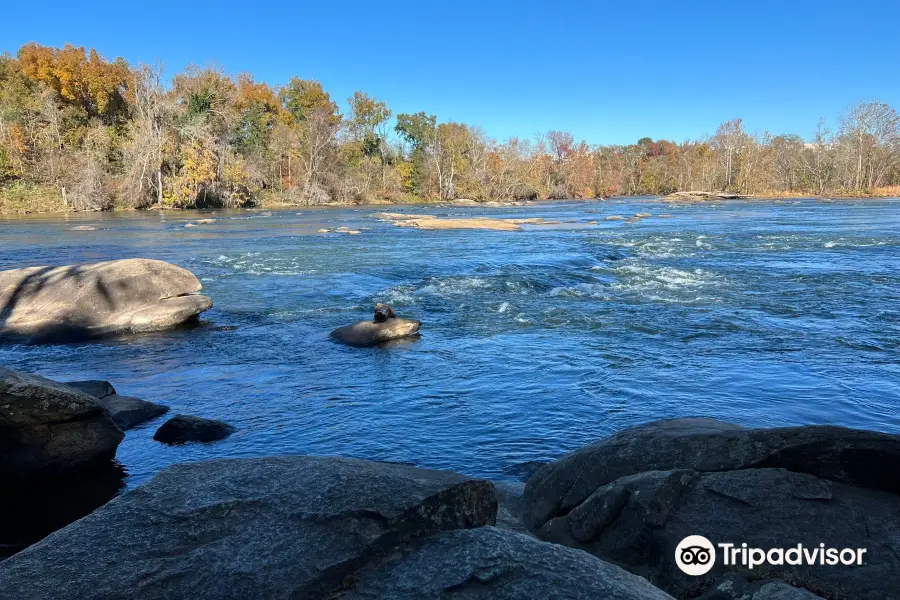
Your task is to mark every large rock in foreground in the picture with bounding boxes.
[524,419,900,599]
[0,457,497,599]
[536,467,900,599]
[0,367,123,479]
[0,258,212,343]
[525,417,900,529]
[0,456,674,600]
[342,527,673,599]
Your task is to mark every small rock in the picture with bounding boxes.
[317,228,331,233]
[605,215,624,221]
[374,303,398,323]
[68,226,96,231]
[196,219,216,225]
[153,415,235,444]
[332,317,421,347]
[635,212,653,217]
[64,380,168,430]
[97,395,169,430]
[184,223,197,228]
[64,380,116,399]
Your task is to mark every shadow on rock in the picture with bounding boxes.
[0,462,125,559]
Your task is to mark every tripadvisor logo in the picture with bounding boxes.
[676,535,716,576]
[675,536,868,576]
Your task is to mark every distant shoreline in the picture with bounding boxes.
[2,193,898,217]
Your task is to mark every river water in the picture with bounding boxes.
[2,198,898,486]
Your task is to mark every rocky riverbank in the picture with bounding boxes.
[3,365,898,599]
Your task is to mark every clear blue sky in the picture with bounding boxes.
[3,0,898,145]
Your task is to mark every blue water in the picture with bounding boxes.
[2,198,898,486]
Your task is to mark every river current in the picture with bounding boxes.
[1,198,898,486]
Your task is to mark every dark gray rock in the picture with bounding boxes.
[0,367,123,479]
[525,417,900,530]
[537,467,900,599]
[0,258,212,343]
[64,380,169,430]
[63,380,116,399]
[0,456,497,599]
[97,394,169,430]
[342,527,674,599]
[492,481,531,534]
[373,302,397,323]
[153,414,234,444]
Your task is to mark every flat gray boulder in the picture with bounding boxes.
[0,456,497,599]
[0,258,213,343]
[525,418,900,530]
[65,380,169,430]
[0,367,123,479]
[342,526,674,599]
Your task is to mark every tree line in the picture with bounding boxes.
[1,43,899,211]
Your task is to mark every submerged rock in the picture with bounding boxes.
[153,415,235,444]
[0,367,123,479]
[0,258,213,343]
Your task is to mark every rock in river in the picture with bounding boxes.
[153,414,235,444]
[0,456,672,600]
[332,305,421,346]
[0,258,213,343]
[65,380,169,430]
[0,367,123,479]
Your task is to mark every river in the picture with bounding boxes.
[2,198,898,486]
